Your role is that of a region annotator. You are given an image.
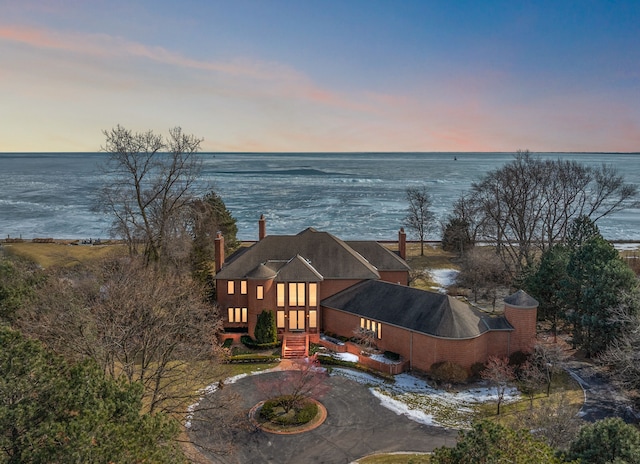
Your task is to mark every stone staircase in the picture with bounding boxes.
[282,334,308,359]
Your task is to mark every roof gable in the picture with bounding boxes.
[275,255,323,282]
[215,229,380,281]
[346,241,411,272]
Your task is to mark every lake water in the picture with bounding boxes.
[1,152,639,241]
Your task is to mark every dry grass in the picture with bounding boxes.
[475,370,584,423]
[384,241,459,292]
[356,453,431,464]
[1,241,125,267]
[405,242,458,270]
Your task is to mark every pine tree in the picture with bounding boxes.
[562,219,637,355]
[566,418,640,464]
[431,420,563,463]
[0,326,185,463]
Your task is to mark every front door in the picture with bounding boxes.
[288,310,305,330]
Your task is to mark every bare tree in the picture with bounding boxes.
[404,186,436,256]
[517,392,584,450]
[457,247,507,308]
[18,257,225,416]
[481,356,516,415]
[598,293,640,394]
[459,151,638,276]
[530,342,568,397]
[186,386,254,458]
[352,326,378,353]
[255,355,328,413]
[100,125,206,265]
[518,360,547,408]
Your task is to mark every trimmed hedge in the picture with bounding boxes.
[226,354,280,364]
[222,338,233,348]
[240,335,281,350]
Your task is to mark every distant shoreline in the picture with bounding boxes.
[2,237,639,250]
[1,151,640,155]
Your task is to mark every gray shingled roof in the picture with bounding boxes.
[346,241,411,272]
[504,290,538,308]
[322,280,513,339]
[215,228,381,281]
[274,255,323,282]
[245,262,279,279]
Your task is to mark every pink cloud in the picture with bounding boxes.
[0,24,365,113]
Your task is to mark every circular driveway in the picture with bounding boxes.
[189,370,458,464]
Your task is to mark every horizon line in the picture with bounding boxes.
[1,150,639,155]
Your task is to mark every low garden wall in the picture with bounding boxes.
[318,338,408,375]
[218,332,246,345]
[358,355,409,375]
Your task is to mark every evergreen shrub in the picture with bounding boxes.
[254,310,277,344]
[430,361,468,384]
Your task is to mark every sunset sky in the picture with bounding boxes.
[1,1,639,153]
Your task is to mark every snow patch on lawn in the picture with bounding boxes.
[332,369,520,429]
[187,363,521,431]
[429,268,459,292]
[333,352,359,362]
[370,353,402,364]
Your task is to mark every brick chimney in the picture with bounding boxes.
[214,231,225,272]
[259,214,266,240]
[398,227,407,260]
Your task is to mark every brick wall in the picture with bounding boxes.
[319,279,365,300]
[378,271,409,286]
[504,305,537,353]
[322,307,519,372]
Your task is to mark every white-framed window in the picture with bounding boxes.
[309,283,318,306]
[277,283,285,307]
[288,282,306,306]
[227,281,235,295]
[240,280,247,295]
[228,307,247,323]
[277,310,286,328]
[256,285,264,300]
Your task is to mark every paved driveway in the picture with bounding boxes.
[565,360,639,424]
[189,371,458,464]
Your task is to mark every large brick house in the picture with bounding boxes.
[215,216,538,373]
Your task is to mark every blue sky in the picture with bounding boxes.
[1,0,639,152]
